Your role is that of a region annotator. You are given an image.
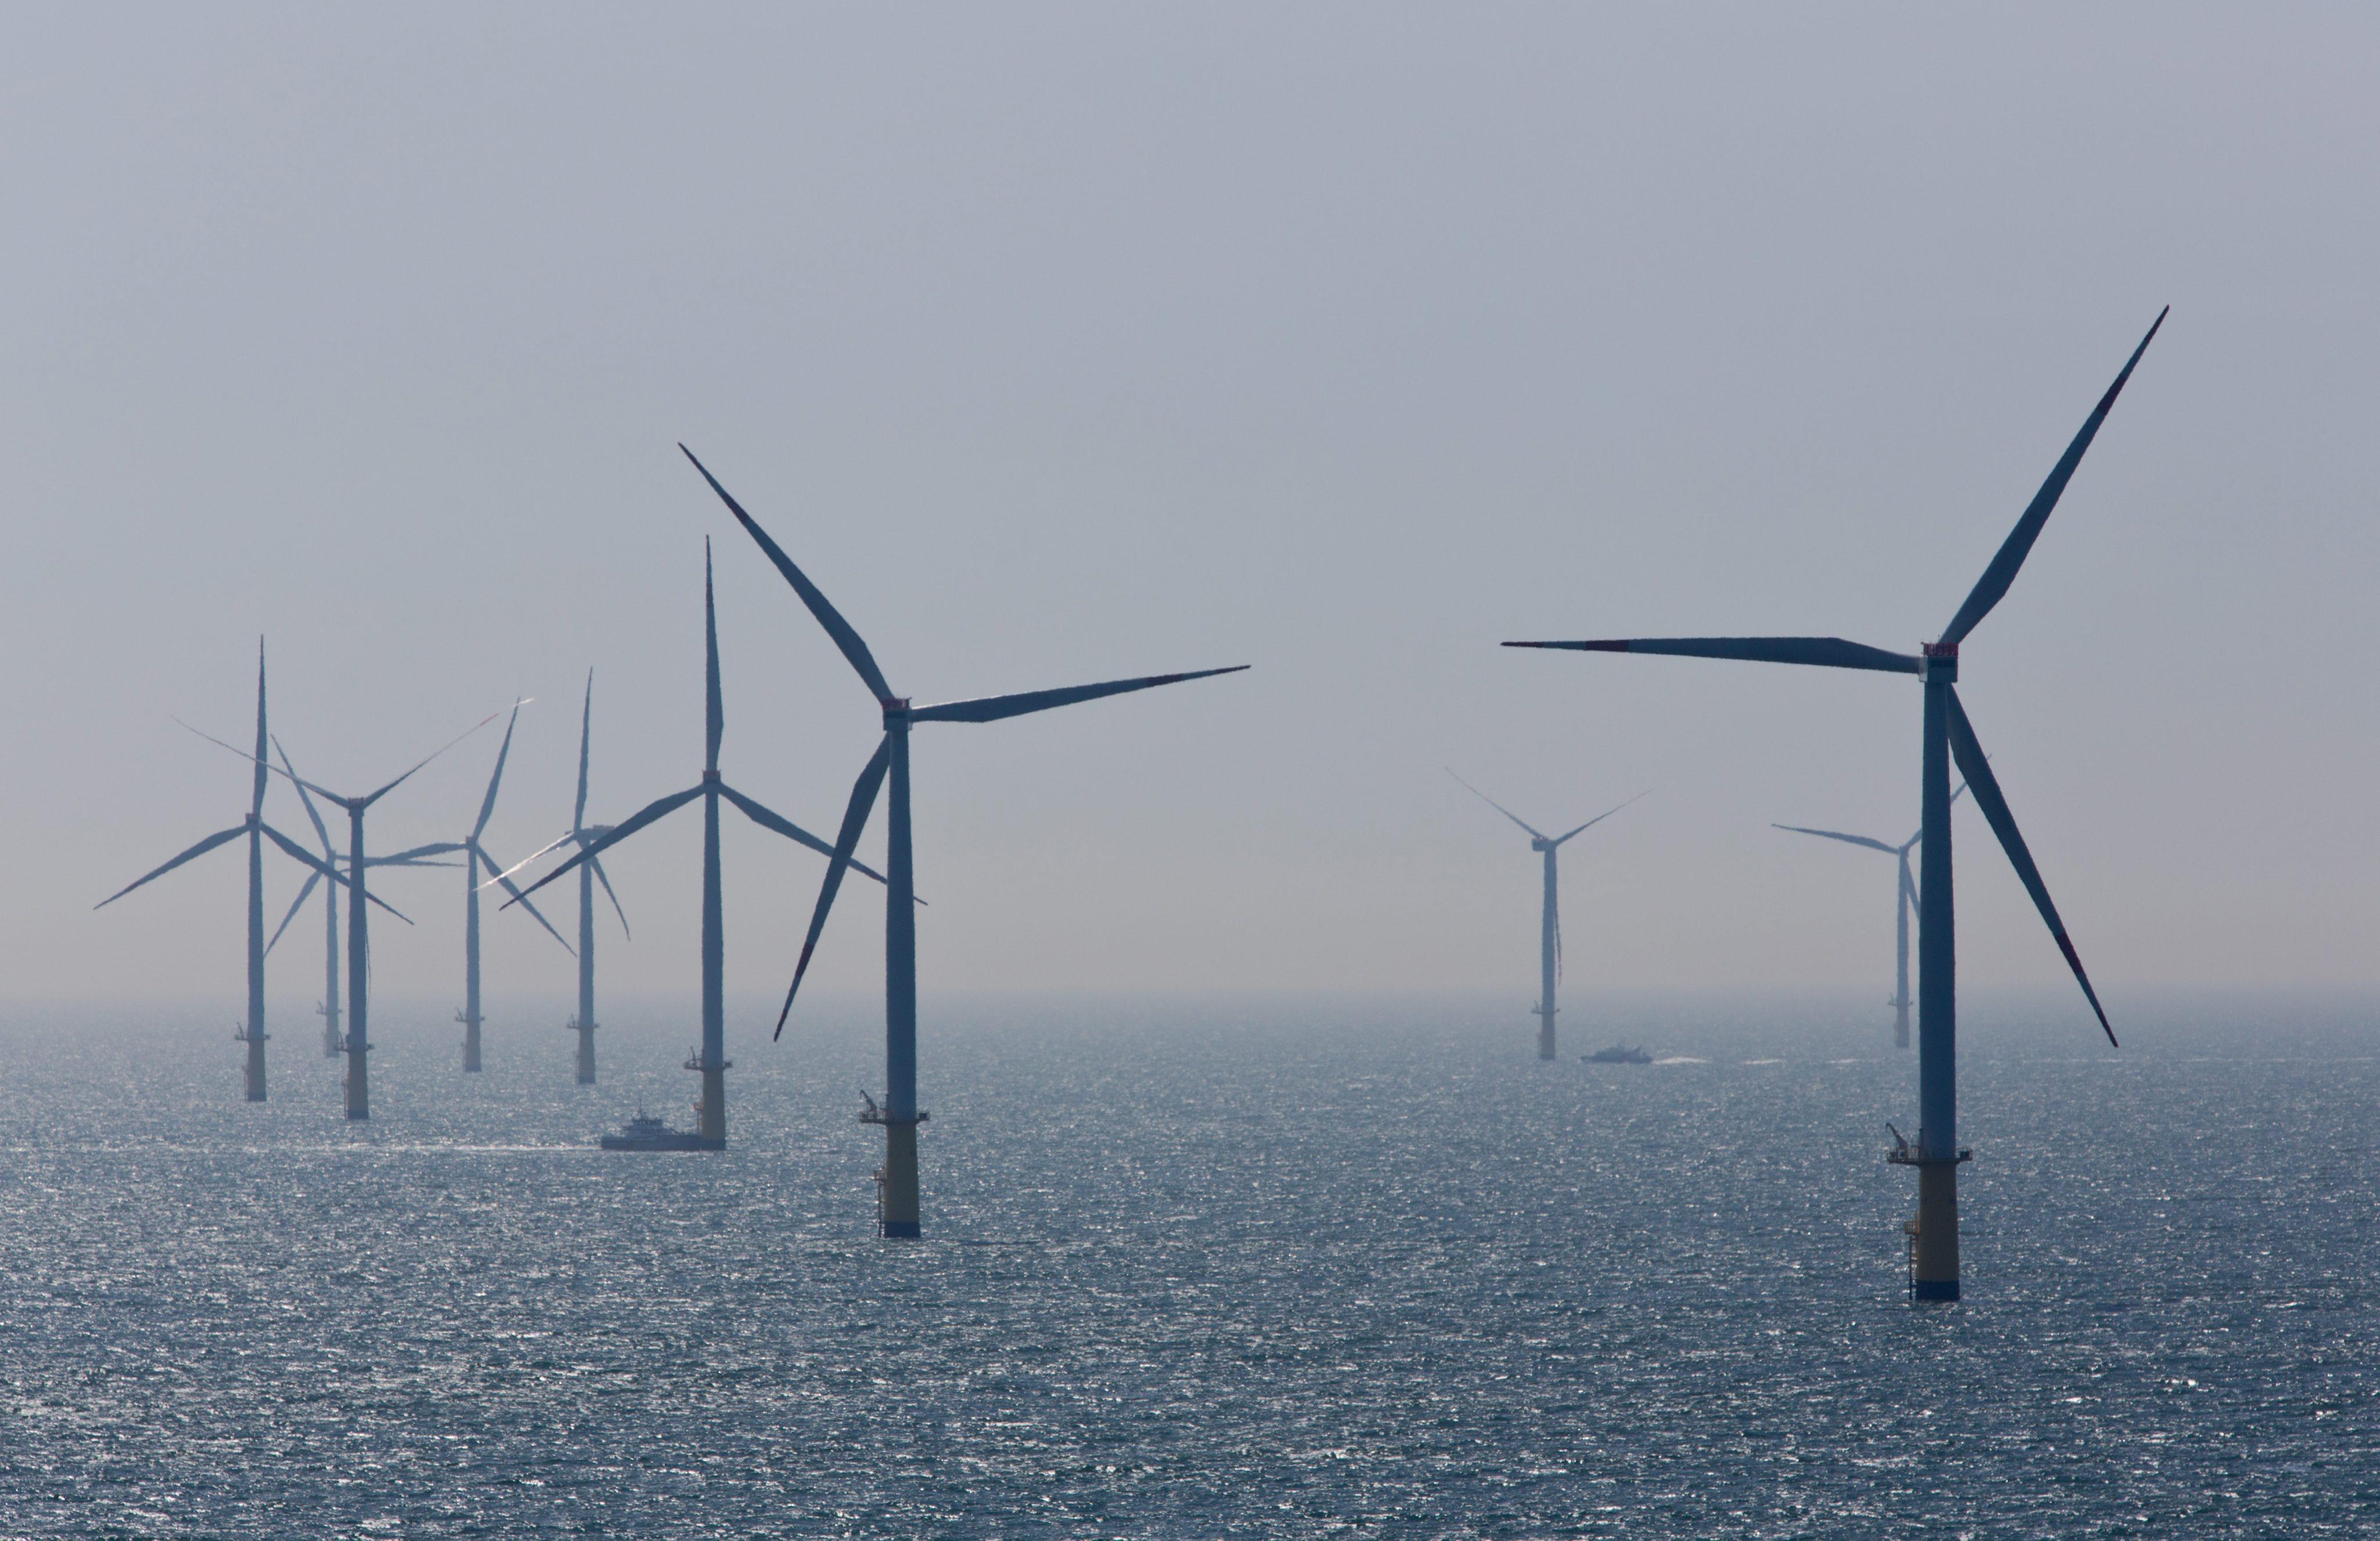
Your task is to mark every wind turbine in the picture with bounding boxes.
[1448,771,1644,1060]
[1507,309,2163,1300]
[190,711,501,1119]
[507,541,888,1144]
[94,640,359,1102]
[266,738,448,1059]
[683,444,1248,1237]
[525,674,635,1085]
[1772,779,1967,1050]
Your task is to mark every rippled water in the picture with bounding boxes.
[2,992,2374,1536]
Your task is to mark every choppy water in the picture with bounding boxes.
[2,992,2375,1537]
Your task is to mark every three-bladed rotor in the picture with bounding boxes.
[1507,310,2166,1047]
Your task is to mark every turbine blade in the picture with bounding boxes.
[1772,823,1899,855]
[776,734,892,1037]
[274,737,335,852]
[266,868,320,956]
[912,664,1249,725]
[683,445,895,702]
[1899,780,1970,851]
[503,787,700,906]
[1445,769,1545,840]
[1503,636,1922,674]
[472,698,526,841]
[718,782,892,886]
[590,855,630,940]
[375,842,468,864]
[184,720,348,807]
[1940,307,2167,647]
[477,844,576,955]
[705,537,725,774]
[1550,789,1651,845]
[252,638,270,818]
[1899,855,1920,915]
[481,829,579,892]
[1945,688,2116,1047]
[94,824,248,908]
[257,822,415,925]
[361,708,503,808]
[575,671,593,832]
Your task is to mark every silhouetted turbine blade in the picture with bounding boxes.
[95,824,249,908]
[589,855,630,940]
[913,665,1249,725]
[683,445,896,703]
[705,538,725,773]
[274,737,335,853]
[1446,769,1545,840]
[507,787,701,906]
[1945,688,2115,1047]
[777,734,892,1038]
[1773,823,1899,855]
[1941,307,2167,647]
[718,783,891,885]
[574,672,593,833]
[257,822,414,924]
[482,829,578,892]
[378,842,468,864]
[1504,637,1922,674]
[1550,789,1650,846]
[266,869,321,956]
[252,639,270,819]
[474,700,526,841]
[184,720,350,807]
[476,845,575,954]
[360,709,503,808]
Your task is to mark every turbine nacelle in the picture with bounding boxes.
[1921,642,1959,681]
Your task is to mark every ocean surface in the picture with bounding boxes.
[1,990,2374,1538]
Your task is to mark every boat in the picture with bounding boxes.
[1586,1045,1651,1065]
[598,1110,725,1152]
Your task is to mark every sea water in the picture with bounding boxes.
[1,991,2373,1537]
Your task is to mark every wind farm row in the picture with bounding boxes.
[94,310,2166,1300]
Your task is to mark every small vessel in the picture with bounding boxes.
[598,1109,725,1152]
[1586,1045,1651,1065]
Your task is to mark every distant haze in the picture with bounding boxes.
[5,5,2374,1017]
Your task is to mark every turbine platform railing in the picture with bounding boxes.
[1884,1123,1972,1167]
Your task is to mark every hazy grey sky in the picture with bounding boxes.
[5,4,2374,1016]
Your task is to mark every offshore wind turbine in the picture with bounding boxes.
[1507,309,2163,1300]
[192,711,500,1119]
[683,445,1248,1237]
[267,738,448,1059]
[525,674,635,1085]
[508,542,888,1144]
[94,640,356,1102]
[1449,772,1644,1061]
[427,701,572,1071]
[1772,778,1967,1049]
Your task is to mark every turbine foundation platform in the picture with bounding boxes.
[862,1102,927,1238]
[1889,1131,1970,1302]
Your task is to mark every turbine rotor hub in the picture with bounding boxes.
[1921,641,1959,682]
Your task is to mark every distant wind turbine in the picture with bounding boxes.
[411,701,575,1071]
[1772,779,1967,1050]
[1449,771,1645,1060]
[508,542,888,1144]
[685,444,1248,1237]
[266,737,447,1059]
[501,675,633,1085]
[1507,308,2164,1300]
[190,711,502,1119]
[94,640,368,1102]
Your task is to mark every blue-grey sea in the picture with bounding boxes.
[1,990,2374,1538]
